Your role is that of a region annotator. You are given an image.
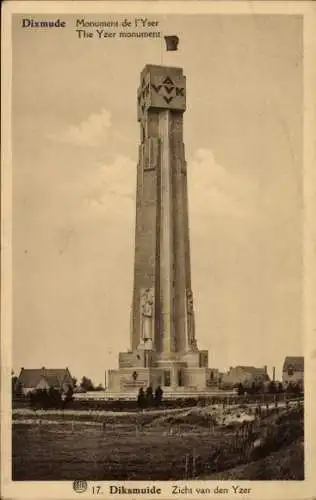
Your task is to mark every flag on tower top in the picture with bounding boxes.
[164,35,179,51]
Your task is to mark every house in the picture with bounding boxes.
[221,365,270,388]
[15,367,74,395]
[282,356,304,389]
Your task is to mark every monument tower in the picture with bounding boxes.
[108,64,216,395]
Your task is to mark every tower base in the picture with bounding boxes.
[107,345,219,395]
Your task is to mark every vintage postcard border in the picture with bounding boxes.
[2,2,316,499]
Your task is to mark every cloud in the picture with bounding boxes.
[48,108,112,147]
[78,148,252,221]
[188,148,254,218]
[80,155,136,217]
[55,147,253,225]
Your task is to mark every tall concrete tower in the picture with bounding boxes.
[132,64,194,355]
[108,65,216,395]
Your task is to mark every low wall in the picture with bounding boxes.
[12,392,303,411]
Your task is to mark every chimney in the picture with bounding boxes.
[264,365,267,374]
[273,366,276,381]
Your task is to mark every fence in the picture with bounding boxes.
[183,402,304,479]
[13,391,303,412]
[13,399,303,481]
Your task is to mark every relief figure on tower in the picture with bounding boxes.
[186,289,197,350]
[140,287,154,342]
[143,137,159,171]
[175,158,187,175]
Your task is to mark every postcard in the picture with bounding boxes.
[1,1,316,499]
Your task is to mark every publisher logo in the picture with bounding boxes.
[73,480,88,493]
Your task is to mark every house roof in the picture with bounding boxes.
[18,368,73,389]
[233,366,270,380]
[236,366,264,373]
[283,356,304,372]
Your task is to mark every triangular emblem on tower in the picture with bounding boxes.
[163,96,173,104]
[163,76,174,86]
[151,84,163,94]
[164,86,174,95]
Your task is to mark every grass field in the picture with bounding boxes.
[12,405,304,481]
[203,440,304,480]
[13,420,233,480]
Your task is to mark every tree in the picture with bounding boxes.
[28,387,63,409]
[237,383,245,396]
[71,377,77,388]
[65,385,74,403]
[247,381,257,395]
[277,382,284,393]
[256,380,264,394]
[12,374,18,392]
[268,380,276,394]
[15,381,23,398]
[12,373,23,398]
[48,387,62,408]
[286,382,295,394]
[290,382,301,395]
[80,376,95,392]
[94,383,105,391]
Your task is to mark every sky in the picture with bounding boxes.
[12,13,303,386]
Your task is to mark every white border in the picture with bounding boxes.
[1,2,316,499]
